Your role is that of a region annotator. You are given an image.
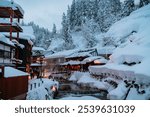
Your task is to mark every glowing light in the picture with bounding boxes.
[94,60,101,64]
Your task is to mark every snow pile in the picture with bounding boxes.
[69,72,107,90]
[27,78,59,100]
[60,96,99,100]
[82,56,104,63]
[61,60,81,65]
[126,87,150,100]
[4,67,29,78]
[112,54,143,64]
[107,82,128,100]
[69,71,83,81]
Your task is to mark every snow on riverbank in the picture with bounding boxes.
[69,72,107,90]
[26,78,59,100]
[60,96,99,100]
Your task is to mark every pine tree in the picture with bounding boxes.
[121,0,135,17]
[61,13,74,50]
[51,24,57,38]
[82,19,98,48]
[70,0,77,30]
[139,0,150,7]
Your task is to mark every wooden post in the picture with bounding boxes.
[1,66,4,78]
[9,9,13,41]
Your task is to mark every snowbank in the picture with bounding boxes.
[27,78,59,100]
[60,96,99,100]
[107,82,128,100]
[69,72,107,90]
[4,67,29,78]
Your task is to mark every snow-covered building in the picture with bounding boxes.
[27,78,59,100]
[0,66,29,99]
[31,47,46,78]
[97,46,115,59]
[66,48,98,61]
[0,0,29,100]
[0,34,15,66]
[5,26,35,73]
[44,49,78,78]
[0,0,24,66]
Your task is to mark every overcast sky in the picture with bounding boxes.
[14,0,73,31]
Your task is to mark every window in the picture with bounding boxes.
[0,49,11,59]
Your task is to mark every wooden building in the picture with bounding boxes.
[0,0,24,67]
[31,47,46,78]
[0,1,29,100]
[5,26,34,73]
[44,49,78,78]
[61,56,108,72]
[0,35,15,66]
[0,66,29,99]
[66,48,98,61]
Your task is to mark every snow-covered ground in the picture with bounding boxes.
[60,96,99,100]
[69,72,108,91]
[26,78,59,100]
[89,4,150,100]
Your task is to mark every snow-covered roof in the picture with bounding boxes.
[66,52,92,59]
[21,26,36,40]
[97,46,115,55]
[0,0,24,15]
[61,60,81,65]
[4,67,29,78]
[3,26,35,46]
[32,47,45,51]
[82,56,104,63]
[0,34,14,47]
[45,49,78,59]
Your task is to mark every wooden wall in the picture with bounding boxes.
[0,76,28,100]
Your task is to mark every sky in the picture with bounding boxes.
[14,0,73,31]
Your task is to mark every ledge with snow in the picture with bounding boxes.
[0,67,29,100]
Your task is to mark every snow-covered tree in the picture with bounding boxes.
[82,19,98,48]
[139,0,150,7]
[97,0,121,32]
[121,0,135,17]
[61,13,75,50]
[51,24,57,38]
